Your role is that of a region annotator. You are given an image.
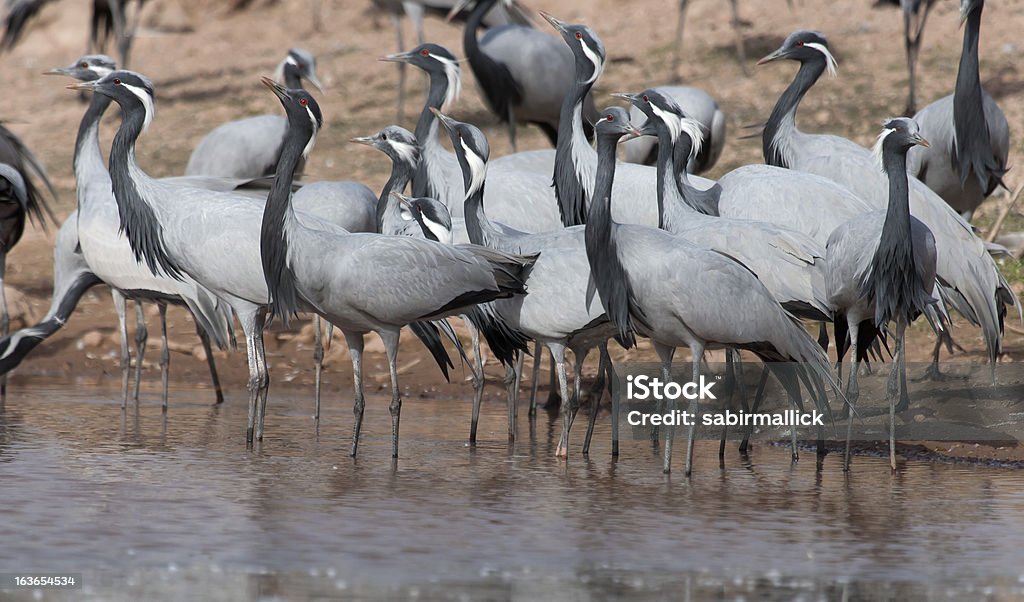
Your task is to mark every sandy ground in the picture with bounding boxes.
[0,0,1023,460]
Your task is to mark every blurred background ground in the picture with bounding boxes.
[0,0,1022,414]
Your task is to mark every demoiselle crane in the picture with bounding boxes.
[826,118,936,470]
[185,48,324,179]
[620,85,726,173]
[381,43,562,233]
[758,30,1020,377]
[257,82,537,458]
[445,0,596,150]
[908,0,1008,220]
[352,124,530,442]
[47,55,233,407]
[434,107,617,458]
[584,107,837,475]
[69,70,459,445]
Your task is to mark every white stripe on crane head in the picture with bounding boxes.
[303,105,319,159]
[872,127,895,172]
[122,82,155,132]
[459,137,487,199]
[434,54,462,110]
[389,139,418,166]
[804,42,837,78]
[580,37,603,85]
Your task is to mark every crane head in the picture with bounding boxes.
[431,108,490,198]
[593,107,642,142]
[540,11,605,86]
[262,76,323,159]
[45,54,116,82]
[351,126,420,169]
[68,70,156,132]
[275,48,323,93]
[757,30,837,78]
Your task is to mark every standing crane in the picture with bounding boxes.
[908,0,1008,220]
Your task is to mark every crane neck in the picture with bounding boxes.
[952,2,1001,191]
[74,93,113,208]
[462,0,496,65]
[108,101,185,281]
[260,112,313,326]
[553,76,598,226]
[763,60,824,168]
[585,130,638,348]
[651,126,702,231]
[377,158,416,233]
[411,71,453,199]
[462,167,502,248]
[282,63,304,90]
[881,145,913,234]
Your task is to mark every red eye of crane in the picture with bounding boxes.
[297,62,305,69]
[797,41,804,47]
[299,98,308,106]
[642,95,649,102]
[113,78,121,85]
[606,114,613,121]
[575,32,582,40]
[421,49,430,56]
[80,62,88,69]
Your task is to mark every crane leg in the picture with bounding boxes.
[719,350,740,459]
[729,0,748,75]
[158,302,169,411]
[552,344,573,457]
[196,324,224,404]
[528,340,543,417]
[739,364,769,454]
[506,350,523,443]
[843,320,861,471]
[113,290,130,408]
[313,315,325,421]
[467,318,484,443]
[346,331,366,457]
[888,321,907,471]
[601,345,619,456]
[546,352,561,409]
[132,301,148,404]
[653,343,677,473]
[582,345,606,455]
[254,308,270,441]
[241,310,261,445]
[382,329,403,458]
[672,0,689,82]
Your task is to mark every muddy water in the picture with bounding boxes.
[2,382,1024,601]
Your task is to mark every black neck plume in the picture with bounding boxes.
[108,102,185,281]
[260,115,310,326]
[553,76,595,227]
[411,67,452,199]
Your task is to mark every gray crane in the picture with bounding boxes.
[352,124,529,443]
[584,107,836,475]
[621,85,726,173]
[371,0,528,120]
[381,43,563,232]
[48,55,232,407]
[539,12,717,228]
[758,30,1020,376]
[908,0,1008,220]
[2,0,144,67]
[876,0,936,115]
[185,48,323,179]
[445,0,596,150]
[434,107,617,458]
[673,0,748,78]
[620,88,831,323]
[826,118,936,470]
[257,81,536,458]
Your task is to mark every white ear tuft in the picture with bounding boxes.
[804,42,838,78]
[872,127,895,173]
[122,82,155,132]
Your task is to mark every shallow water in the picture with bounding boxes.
[2,382,1024,601]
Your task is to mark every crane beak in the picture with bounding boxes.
[350,135,376,146]
[66,80,97,90]
[539,10,568,33]
[621,123,645,142]
[261,76,290,100]
[305,72,325,94]
[379,51,413,64]
[430,107,456,131]
[390,190,413,205]
[756,48,786,66]
[610,91,641,107]
[44,66,73,76]
[914,135,930,148]
[445,0,472,23]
